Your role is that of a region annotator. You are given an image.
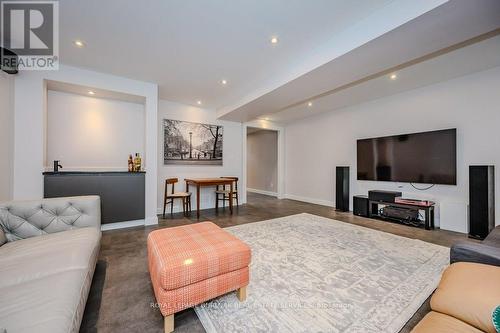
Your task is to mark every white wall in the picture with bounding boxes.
[285,66,500,232]
[158,100,243,213]
[247,130,278,193]
[46,90,145,170]
[0,73,14,201]
[13,64,158,225]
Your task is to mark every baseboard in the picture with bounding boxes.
[157,207,187,215]
[156,203,243,215]
[145,216,158,226]
[101,219,145,231]
[247,188,278,197]
[284,194,334,208]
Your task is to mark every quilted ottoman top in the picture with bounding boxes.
[147,222,251,291]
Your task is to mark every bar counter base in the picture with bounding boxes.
[43,171,145,226]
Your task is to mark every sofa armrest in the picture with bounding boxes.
[450,242,500,266]
[0,195,101,242]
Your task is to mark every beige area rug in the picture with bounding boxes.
[195,213,449,333]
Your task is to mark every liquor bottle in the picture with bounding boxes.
[134,153,142,172]
[128,155,134,172]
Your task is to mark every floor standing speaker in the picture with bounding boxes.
[336,166,349,212]
[469,165,495,240]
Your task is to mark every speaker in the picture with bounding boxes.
[353,195,369,217]
[0,47,19,74]
[368,190,402,203]
[336,166,349,211]
[469,165,495,240]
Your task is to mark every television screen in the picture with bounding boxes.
[357,129,457,185]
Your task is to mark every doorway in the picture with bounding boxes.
[246,127,279,200]
[241,121,285,205]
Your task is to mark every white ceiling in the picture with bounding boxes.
[219,0,500,122]
[56,0,500,123]
[247,127,277,135]
[268,35,500,123]
[46,80,146,104]
[58,0,442,109]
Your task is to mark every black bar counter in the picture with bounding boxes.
[43,171,145,225]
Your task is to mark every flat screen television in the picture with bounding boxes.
[357,128,457,185]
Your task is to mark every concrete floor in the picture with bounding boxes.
[80,192,475,333]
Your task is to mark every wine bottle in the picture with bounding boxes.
[128,155,134,172]
[134,153,142,172]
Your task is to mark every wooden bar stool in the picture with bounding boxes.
[215,176,239,210]
[163,178,192,218]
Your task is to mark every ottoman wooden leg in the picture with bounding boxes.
[164,314,174,333]
[237,286,247,302]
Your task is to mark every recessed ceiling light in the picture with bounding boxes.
[221,79,227,85]
[307,102,313,107]
[197,100,202,105]
[74,40,85,48]
[270,36,278,44]
[88,90,95,95]
[390,73,397,80]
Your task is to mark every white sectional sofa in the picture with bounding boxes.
[0,196,101,333]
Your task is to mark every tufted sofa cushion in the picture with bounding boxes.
[0,196,100,242]
[0,196,101,333]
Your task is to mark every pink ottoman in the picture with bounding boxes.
[147,222,251,332]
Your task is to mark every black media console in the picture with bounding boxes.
[353,191,435,230]
[368,199,435,230]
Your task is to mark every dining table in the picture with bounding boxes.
[185,178,235,219]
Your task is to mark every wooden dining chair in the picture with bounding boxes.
[215,177,239,210]
[163,178,192,218]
